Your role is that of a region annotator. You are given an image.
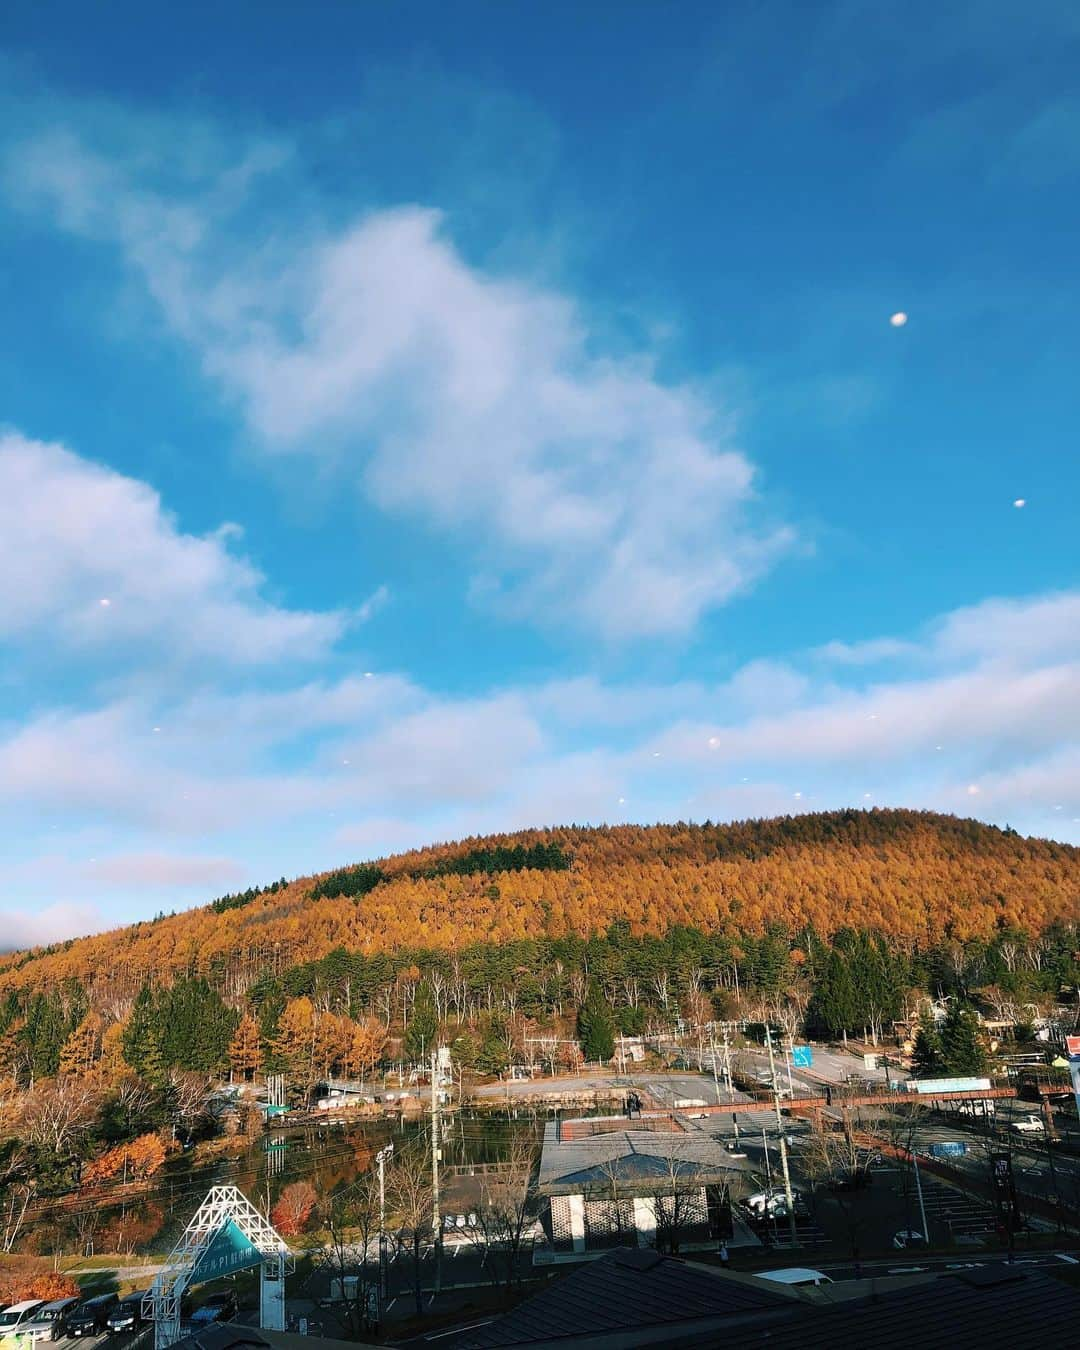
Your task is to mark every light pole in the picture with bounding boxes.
[911,1146,930,1245]
[723,1030,740,1149]
[766,1025,799,1246]
[710,1032,722,1106]
[376,1143,394,1300]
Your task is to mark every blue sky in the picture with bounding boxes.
[2,1,1079,944]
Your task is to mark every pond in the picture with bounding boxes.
[22,1109,547,1260]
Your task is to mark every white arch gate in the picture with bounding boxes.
[142,1185,293,1350]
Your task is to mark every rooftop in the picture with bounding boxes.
[537,1120,746,1195]
[452,1247,802,1348]
[441,1254,1080,1349]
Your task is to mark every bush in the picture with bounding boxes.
[0,1259,79,1304]
[271,1181,318,1237]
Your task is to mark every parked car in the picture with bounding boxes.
[892,1229,927,1249]
[68,1294,119,1337]
[757,1267,834,1288]
[1012,1113,1046,1135]
[105,1295,145,1335]
[188,1292,237,1328]
[743,1187,806,1218]
[0,1303,44,1340]
[16,1298,80,1344]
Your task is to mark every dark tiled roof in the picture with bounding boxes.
[455,1247,796,1347]
[452,1257,1080,1350]
[556,1152,712,1189]
[733,1265,1080,1350]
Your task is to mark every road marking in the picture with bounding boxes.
[384,1298,396,1311]
[1056,1254,1079,1264]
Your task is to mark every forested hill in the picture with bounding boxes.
[2,810,1078,1004]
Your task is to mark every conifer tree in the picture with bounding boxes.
[59,1012,102,1078]
[404,983,439,1065]
[122,985,158,1077]
[577,983,616,1063]
[911,1010,942,1077]
[939,1003,987,1075]
[228,1014,262,1081]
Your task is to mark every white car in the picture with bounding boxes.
[745,1187,804,1217]
[757,1267,833,1288]
[13,1299,79,1345]
[0,1303,44,1341]
[1011,1114,1045,1135]
[892,1229,927,1249]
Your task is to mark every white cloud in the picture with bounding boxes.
[0,901,110,952]
[812,636,917,666]
[81,853,245,890]
[932,591,1080,666]
[1,585,1078,934]
[0,431,349,664]
[6,129,792,639]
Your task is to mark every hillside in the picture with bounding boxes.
[3,809,1078,1004]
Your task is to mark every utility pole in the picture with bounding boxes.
[431,1051,442,1295]
[709,1031,722,1106]
[723,1030,739,1147]
[766,1026,799,1246]
[376,1143,393,1300]
[912,1147,930,1243]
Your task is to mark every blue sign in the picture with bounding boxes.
[929,1141,968,1158]
[791,1045,813,1068]
[191,1220,263,1285]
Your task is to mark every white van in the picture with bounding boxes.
[756,1267,833,1288]
[0,1303,45,1340]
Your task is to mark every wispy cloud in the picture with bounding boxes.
[81,852,244,890]
[0,430,348,665]
[2,584,1077,869]
[0,899,110,952]
[5,121,793,639]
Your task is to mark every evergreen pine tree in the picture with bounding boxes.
[121,985,158,1076]
[911,1009,942,1077]
[577,983,616,1063]
[939,1004,987,1075]
[403,982,439,1064]
[808,948,858,1037]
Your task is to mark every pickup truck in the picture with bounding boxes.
[1011,1113,1046,1135]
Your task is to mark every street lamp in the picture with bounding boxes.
[376,1143,394,1300]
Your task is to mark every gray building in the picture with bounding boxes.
[536,1118,750,1256]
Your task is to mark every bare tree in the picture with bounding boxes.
[169,1071,210,1143]
[429,970,448,1022]
[644,1145,711,1256]
[316,1174,381,1336]
[21,1079,99,1158]
[801,1107,882,1193]
[465,1131,539,1292]
[387,1141,435,1317]
[0,1141,36,1253]
[801,1107,886,1265]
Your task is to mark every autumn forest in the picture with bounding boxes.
[0,809,1078,1243]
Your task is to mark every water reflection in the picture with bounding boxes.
[25,1110,547,1258]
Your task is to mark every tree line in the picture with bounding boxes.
[5,812,1077,1008]
[2,918,1073,1097]
[309,841,571,901]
